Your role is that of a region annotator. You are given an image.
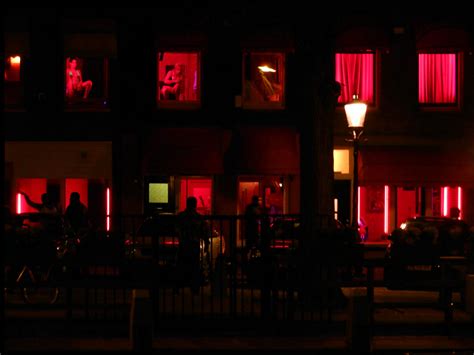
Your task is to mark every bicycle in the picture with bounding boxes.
[4,213,77,305]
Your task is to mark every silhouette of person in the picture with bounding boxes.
[161,63,184,100]
[449,207,461,220]
[245,195,262,248]
[18,192,62,244]
[439,207,469,256]
[176,196,210,294]
[19,191,58,214]
[66,57,93,99]
[65,192,89,235]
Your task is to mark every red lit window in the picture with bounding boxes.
[335,53,375,104]
[178,178,212,215]
[64,56,110,109]
[65,178,89,208]
[157,52,200,107]
[242,52,285,108]
[5,56,24,109]
[16,178,47,214]
[418,53,457,104]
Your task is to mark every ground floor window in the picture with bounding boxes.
[358,185,465,241]
[13,177,109,230]
[238,176,285,216]
[178,177,212,215]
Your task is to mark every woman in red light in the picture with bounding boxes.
[66,57,93,99]
[161,63,184,100]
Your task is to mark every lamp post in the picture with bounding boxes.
[344,95,367,228]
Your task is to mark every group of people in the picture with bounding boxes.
[17,191,90,236]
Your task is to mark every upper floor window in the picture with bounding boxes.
[335,52,375,105]
[242,52,285,109]
[64,29,116,111]
[64,56,110,110]
[157,51,201,108]
[418,53,458,105]
[4,55,24,109]
[5,32,28,111]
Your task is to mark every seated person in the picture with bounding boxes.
[65,57,93,99]
[161,63,184,100]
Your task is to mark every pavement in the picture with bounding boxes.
[5,335,474,352]
[5,287,474,353]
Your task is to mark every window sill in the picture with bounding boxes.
[241,102,285,110]
[418,105,461,113]
[157,101,201,110]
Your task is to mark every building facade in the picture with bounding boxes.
[4,8,474,241]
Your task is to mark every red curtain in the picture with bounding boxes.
[335,53,374,104]
[418,53,457,104]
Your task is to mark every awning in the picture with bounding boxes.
[335,26,389,51]
[5,32,30,55]
[144,128,231,175]
[225,127,300,175]
[5,141,113,180]
[360,146,474,187]
[64,34,117,57]
[144,127,300,176]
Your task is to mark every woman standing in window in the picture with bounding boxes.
[66,57,93,99]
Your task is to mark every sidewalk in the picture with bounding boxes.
[5,335,474,352]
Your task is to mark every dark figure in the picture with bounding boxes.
[19,191,58,214]
[439,207,470,256]
[244,195,262,248]
[176,196,210,294]
[65,192,89,235]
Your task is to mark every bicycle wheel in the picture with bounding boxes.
[21,266,60,304]
[22,285,60,304]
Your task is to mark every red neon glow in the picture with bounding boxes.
[357,186,361,224]
[16,178,47,213]
[106,188,110,231]
[17,193,22,214]
[418,53,456,104]
[442,186,449,216]
[384,185,389,234]
[458,186,462,219]
[335,53,374,104]
[163,241,180,246]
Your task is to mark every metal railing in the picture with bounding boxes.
[4,213,472,337]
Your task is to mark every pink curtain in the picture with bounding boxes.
[335,53,374,104]
[418,53,457,104]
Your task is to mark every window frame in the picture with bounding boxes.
[417,50,463,111]
[63,55,111,112]
[4,54,26,112]
[156,50,202,110]
[241,50,286,110]
[334,49,378,109]
[176,176,214,214]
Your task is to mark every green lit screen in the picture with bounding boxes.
[149,183,169,203]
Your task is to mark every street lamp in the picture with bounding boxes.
[344,94,367,228]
